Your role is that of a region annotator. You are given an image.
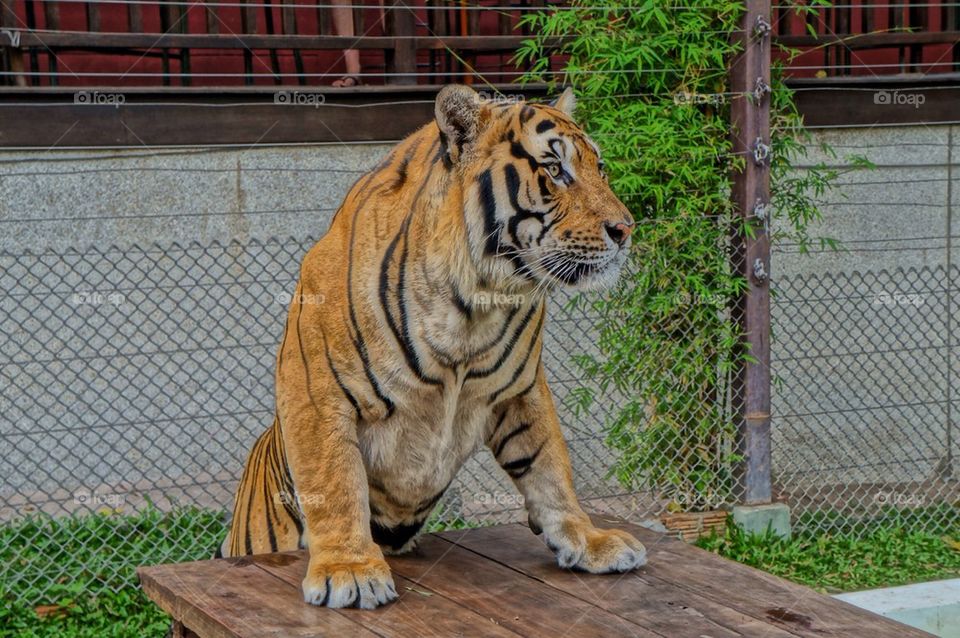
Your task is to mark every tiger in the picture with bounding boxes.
[219,84,646,609]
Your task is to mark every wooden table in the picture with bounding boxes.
[138,517,932,637]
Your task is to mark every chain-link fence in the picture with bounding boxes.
[0,230,656,600]
[772,264,960,537]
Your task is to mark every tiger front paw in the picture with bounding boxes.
[543,519,647,573]
[302,554,397,609]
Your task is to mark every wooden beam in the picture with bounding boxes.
[0,85,553,147]
[730,0,772,505]
[13,30,559,52]
[776,30,960,49]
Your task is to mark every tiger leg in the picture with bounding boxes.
[488,363,647,573]
[221,420,303,557]
[277,311,397,609]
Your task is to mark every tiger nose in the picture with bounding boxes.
[603,221,634,247]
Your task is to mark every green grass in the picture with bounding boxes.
[696,514,960,593]
[1,506,227,638]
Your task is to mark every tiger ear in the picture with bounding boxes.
[551,87,577,117]
[435,84,481,165]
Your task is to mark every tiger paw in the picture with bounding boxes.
[543,520,647,574]
[302,555,397,609]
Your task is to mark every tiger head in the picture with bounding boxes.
[435,84,634,293]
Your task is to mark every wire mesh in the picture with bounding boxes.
[0,231,680,601]
[771,265,960,537]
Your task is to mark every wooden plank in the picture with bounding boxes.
[388,532,665,638]
[0,78,950,148]
[138,556,376,638]
[13,30,562,51]
[588,518,933,638]
[250,550,523,638]
[384,0,417,85]
[437,523,801,638]
[13,31,556,51]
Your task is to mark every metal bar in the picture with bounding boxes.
[731,0,773,505]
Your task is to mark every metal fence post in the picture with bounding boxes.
[731,0,773,505]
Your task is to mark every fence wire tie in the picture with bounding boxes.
[753,78,771,102]
[754,14,772,39]
[753,198,770,233]
[752,258,768,283]
[752,137,772,166]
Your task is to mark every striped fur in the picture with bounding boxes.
[221,85,646,610]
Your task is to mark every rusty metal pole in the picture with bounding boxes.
[731,0,772,505]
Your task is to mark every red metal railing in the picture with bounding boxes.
[0,1,957,88]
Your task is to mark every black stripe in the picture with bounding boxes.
[324,340,362,421]
[514,364,540,399]
[243,432,267,555]
[520,104,535,123]
[536,120,556,134]
[450,282,472,319]
[262,462,278,553]
[231,430,259,556]
[509,138,540,173]
[493,422,532,459]
[467,303,537,379]
[414,481,452,516]
[477,169,502,257]
[465,306,519,360]
[346,205,396,417]
[501,442,544,480]
[537,174,551,200]
[371,519,427,551]
[397,217,443,386]
[437,130,454,170]
[488,307,545,404]
[391,143,416,190]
